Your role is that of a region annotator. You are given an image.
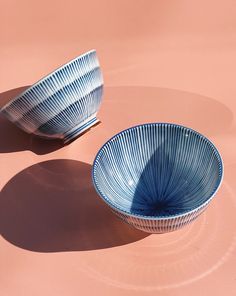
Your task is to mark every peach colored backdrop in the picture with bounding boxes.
[1,1,236,295]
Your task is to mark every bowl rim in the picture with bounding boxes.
[92,122,224,220]
[0,49,97,112]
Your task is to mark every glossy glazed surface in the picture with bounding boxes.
[1,50,103,143]
[1,1,236,295]
[93,123,223,232]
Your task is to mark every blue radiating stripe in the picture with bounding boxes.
[92,123,223,233]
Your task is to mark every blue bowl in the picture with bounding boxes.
[1,50,103,144]
[92,123,223,233]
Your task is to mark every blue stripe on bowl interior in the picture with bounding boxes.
[92,123,223,233]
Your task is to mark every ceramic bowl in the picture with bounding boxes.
[92,123,223,233]
[1,50,103,143]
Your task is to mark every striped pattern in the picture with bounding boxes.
[1,50,103,143]
[92,123,223,233]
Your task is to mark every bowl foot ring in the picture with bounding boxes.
[63,115,100,144]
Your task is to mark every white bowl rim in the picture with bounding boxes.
[0,49,97,112]
[92,122,224,221]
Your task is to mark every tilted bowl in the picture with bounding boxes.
[1,50,103,143]
[92,123,223,233]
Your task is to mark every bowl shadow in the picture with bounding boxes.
[0,159,148,252]
[0,86,64,155]
[131,144,209,218]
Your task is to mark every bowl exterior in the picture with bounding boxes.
[1,50,103,142]
[111,201,209,233]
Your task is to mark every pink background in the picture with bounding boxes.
[1,1,236,295]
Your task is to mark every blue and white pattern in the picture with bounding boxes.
[92,123,223,233]
[1,50,103,143]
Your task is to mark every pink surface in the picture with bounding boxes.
[1,1,236,295]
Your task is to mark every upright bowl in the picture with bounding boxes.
[1,50,103,143]
[92,123,223,233]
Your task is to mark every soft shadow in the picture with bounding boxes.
[0,159,148,252]
[131,140,208,217]
[0,86,64,154]
[103,86,234,136]
[131,143,178,216]
[0,86,30,109]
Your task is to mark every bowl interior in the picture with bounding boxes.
[93,124,223,218]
